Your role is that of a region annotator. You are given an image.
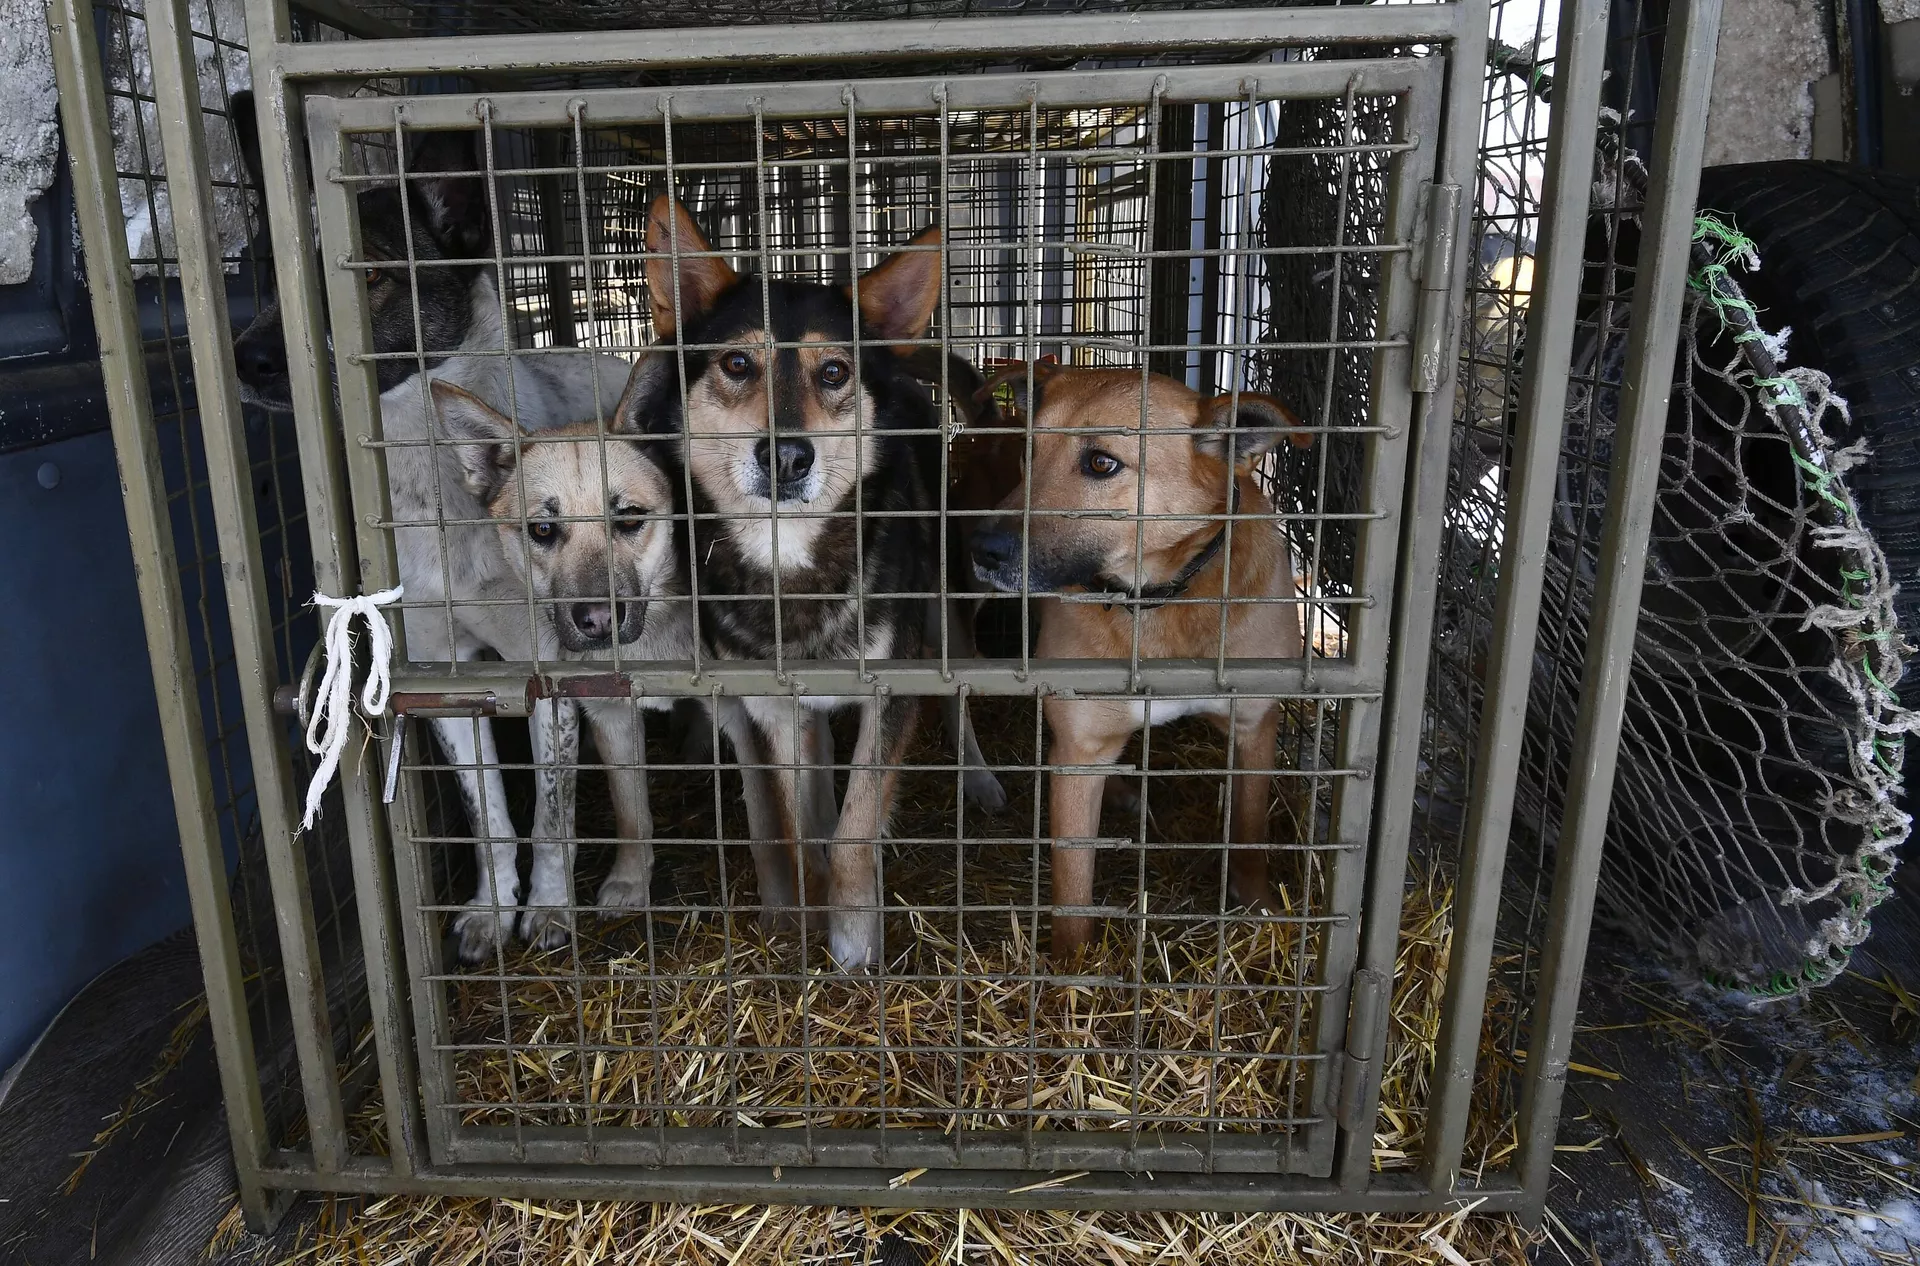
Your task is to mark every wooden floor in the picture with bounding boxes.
[2,870,1913,1265]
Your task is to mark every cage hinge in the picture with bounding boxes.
[1335,967,1390,1134]
[1411,182,1463,395]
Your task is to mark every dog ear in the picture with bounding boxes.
[430,380,521,502]
[644,196,735,339]
[407,130,490,260]
[975,359,1058,420]
[1194,393,1311,466]
[609,349,680,436]
[896,346,990,427]
[851,226,942,343]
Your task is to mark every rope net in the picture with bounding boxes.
[1427,130,1911,1002]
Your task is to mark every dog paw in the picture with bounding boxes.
[964,768,1009,813]
[453,903,516,965]
[1048,914,1093,964]
[596,874,651,912]
[518,904,574,952]
[1230,879,1280,916]
[829,909,883,973]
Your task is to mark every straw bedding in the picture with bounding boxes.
[445,697,1348,1136]
[250,696,1534,1263]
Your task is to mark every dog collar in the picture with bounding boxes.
[1096,482,1241,611]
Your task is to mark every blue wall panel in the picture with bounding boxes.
[0,429,189,1070]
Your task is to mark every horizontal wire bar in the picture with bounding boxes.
[420,971,1336,994]
[328,139,1418,185]
[338,240,1407,268]
[347,335,1409,358]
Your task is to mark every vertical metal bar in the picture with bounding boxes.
[45,0,280,1227]
[242,0,427,1171]
[1298,69,1440,1178]
[1513,0,1723,1209]
[1337,0,1552,1190]
[534,132,579,347]
[1194,105,1226,398]
[1421,0,1618,1194]
[392,760,460,1164]
[142,0,348,1171]
[1334,69,1483,1199]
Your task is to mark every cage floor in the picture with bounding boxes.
[19,865,1913,1265]
[439,698,1344,1138]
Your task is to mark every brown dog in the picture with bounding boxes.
[968,364,1310,959]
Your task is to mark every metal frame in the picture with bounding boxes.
[307,54,1440,1185]
[43,0,1725,1227]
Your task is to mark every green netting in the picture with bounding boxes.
[1435,135,1911,1003]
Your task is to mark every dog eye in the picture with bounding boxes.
[818,360,850,388]
[364,267,385,286]
[528,520,558,544]
[720,351,753,378]
[613,508,648,534]
[1081,449,1125,479]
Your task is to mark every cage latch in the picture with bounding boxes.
[1411,183,1463,394]
[1335,967,1389,1134]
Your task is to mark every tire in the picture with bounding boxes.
[1694,161,1920,711]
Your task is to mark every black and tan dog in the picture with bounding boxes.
[618,196,949,970]
[970,363,1311,959]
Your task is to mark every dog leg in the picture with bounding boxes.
[940,598,1008,812]
[826,694,917,971]
[520,696,582,951]
[592,698,655,916]
[1044,699,1130,962]
[439,714,522,964]
[725,697,817,933]
[1221,700,1281,915]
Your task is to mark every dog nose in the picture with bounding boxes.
[569,602,615,641]
[235,333,286,383]
[971,527,1020,574]
[753,437,815,485]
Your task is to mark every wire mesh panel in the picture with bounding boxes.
[301,51,1446,1185]
[85,0,382,1162]
[55,0,1738,1221]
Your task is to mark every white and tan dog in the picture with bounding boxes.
[429,377,695,950]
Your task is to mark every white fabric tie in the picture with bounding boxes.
[301,586,404,831]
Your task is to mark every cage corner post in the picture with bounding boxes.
[142,0,353,1176]
[1510,0,1727,1218]
[243,0,433,1184]
[1334,0,1495,1193]
[1415,0,1621,1199]
[44,0,288,1232]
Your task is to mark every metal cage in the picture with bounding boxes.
[44,0,1721,1228]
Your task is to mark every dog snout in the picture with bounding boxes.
[971,525,1023,589]
[754,437,815,487]
[570,601,615,642]
[556,595,645,649]
[558,599,648,649]
[235,326,288,386]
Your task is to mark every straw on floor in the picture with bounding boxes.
[228,697,1532,1263]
